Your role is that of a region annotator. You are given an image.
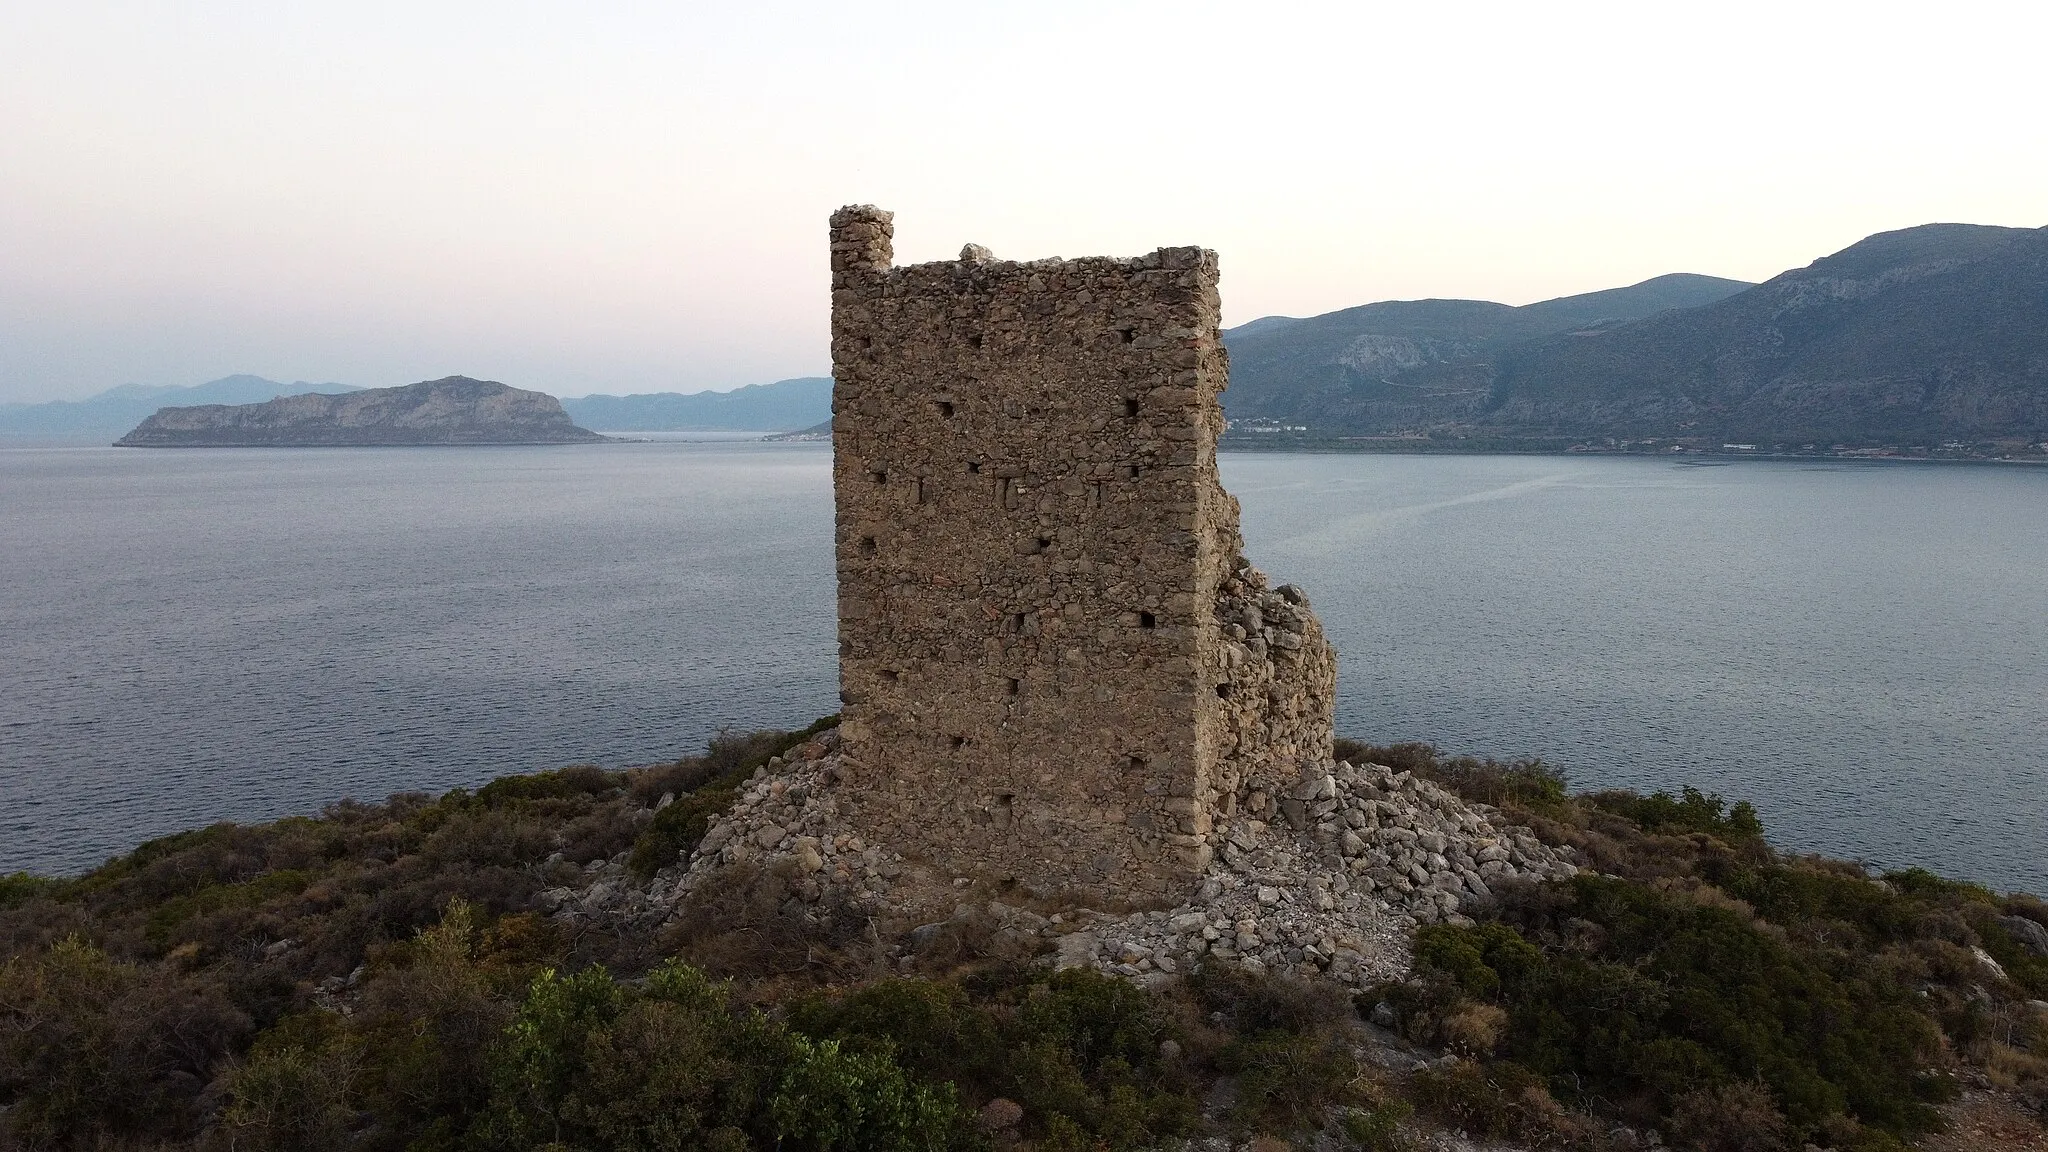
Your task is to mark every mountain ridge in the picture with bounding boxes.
[560,376,831,432]
[1488,224,2048,445]
[1219,273,1755,436]
[1220,223,2048,451]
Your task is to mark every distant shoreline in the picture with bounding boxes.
[7,436,2046,467]
[1216,439,2048,466]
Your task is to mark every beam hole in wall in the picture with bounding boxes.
[1036,536,1052,553]
[1118,327,1136,343]
[967,461,982,474]
[1126,754,1146,772]
[1139,611,1157,629]
[1005,677,1020,696]
[1216,683,1233,699]
[913,478,926,505]
[859,536,877,557]
[1123,397,1140,418]
[950,736,967,751]
[869,470,888,485]
[880,669,900,683]
[936,400,954,418]
[1127,464,1141,479]
[968,334,983,349]
[1005,612,1026,634]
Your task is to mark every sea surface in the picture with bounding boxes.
[2,444,2043,892]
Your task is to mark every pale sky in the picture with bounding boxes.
[3,0,2044,403]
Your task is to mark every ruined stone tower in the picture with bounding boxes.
[829,206,1336,905]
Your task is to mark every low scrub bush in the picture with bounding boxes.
[1407,1058,1586,1145]
[1406,875,1952,1143]
[1340,1097,1413,1151]
[629,781,740,877]
[1338,741,1572,818]
[1585,785,1765,847]
[218,1012,361,1152]
[794,967,1202,1148]
[0,935,252,1147]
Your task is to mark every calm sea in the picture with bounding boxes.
[2,444,2042,892]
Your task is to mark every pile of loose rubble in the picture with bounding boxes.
[1054,760,1578,987]
[546,729,1579,989]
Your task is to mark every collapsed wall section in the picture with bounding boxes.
[828,205,1333,906]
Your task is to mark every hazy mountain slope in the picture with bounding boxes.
[561,376,831,432]
[1491,224,2048,443]
[0,376,356,443]
[1513,273,1762,332]
[1221,274,1752,429]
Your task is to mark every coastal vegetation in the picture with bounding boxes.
[2,728,2044,1150]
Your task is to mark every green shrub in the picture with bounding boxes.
[792,969,1195,1149]
[1883,866,1996,905]
[0,872,63,910]
[1188,962,1329,1035]
[475,763,619,808]
[1188,965,1364,1133]
[1341,742,1571,817]
[1667,1080,1796,1152]
[1019,969,1166,1071]
[629,782,740,877]
[771,1035,968,1152]
[1408,1059,1578,1142]
[1586,786,1765,847]
[143,866,313,947]
[788,977,1005,1092]
[353,900,514,1140]
[1220,1028,1356,1129]
[0,935,252,1146]
[219,1013,360,1152]
[1414,876,1950,1141]
[473,957,967,1152]
[1340,1098,1413,1150]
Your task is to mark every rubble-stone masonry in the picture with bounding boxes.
[546,728,1578,990]
[828,206,1336,906]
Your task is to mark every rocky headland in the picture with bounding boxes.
[112,375,605,446]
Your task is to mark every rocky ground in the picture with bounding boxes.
[544,726,1578,992]
[517,730,2048,1152]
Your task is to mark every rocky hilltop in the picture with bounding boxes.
[113,375,605,447]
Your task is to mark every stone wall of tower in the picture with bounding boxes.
[828,205,1334,906]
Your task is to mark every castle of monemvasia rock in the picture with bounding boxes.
[827,205,1337,906]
